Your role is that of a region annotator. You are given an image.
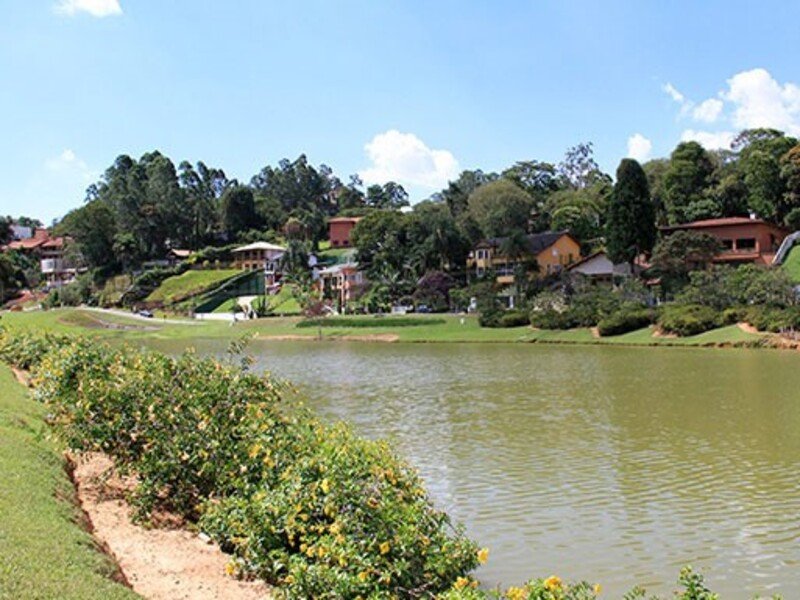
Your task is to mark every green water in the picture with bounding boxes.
[147,339,800,597]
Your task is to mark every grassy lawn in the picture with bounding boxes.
[0,308,770,348]
[0,365,137,599]
[782,244,800,284]
[145,269,241,304]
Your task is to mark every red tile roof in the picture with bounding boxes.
[660,216,786,230]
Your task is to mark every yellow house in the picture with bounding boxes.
[467,231,581,284]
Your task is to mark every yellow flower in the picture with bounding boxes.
[454,576,470,590]
[284,574,295,584]
[224,562,236,576]
[544,575,562,591]
[477,547,489,564]
[357,571,370,582]
[379,541,391,555]
[367,497,379,508]
[594,583,602,595]
[320,478,331,494]
[506,586,526,600]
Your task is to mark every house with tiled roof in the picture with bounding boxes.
[659,216,788,265]
[467,231,581,285]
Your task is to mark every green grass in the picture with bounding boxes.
[145,269,241,304]
[0,308,769,348]
[0,365,137,599]
[782,244,800,284]
[211,286,302,315]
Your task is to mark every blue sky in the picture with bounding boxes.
[2,0,800,223]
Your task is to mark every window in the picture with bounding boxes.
[721,239,734,251]
[736,238,756,250]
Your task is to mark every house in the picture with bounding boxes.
[467,231,581,284]
[39,237,79,288]
[232,241,286,288]
[3,228,80,288]
[5,227,50,253]
[660,216,788,265]
[566,251,645,283]
[317,262,366,312]
[328,217,361,248]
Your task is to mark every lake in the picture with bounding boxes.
[146,339,800,597]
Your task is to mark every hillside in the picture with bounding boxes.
[145,269,241,304]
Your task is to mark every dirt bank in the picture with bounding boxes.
[71,452,270,600]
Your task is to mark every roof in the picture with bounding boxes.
[478,231,574,255]
[169,249,193,258]
[328,217,362,224]
[318,262,359,275]
[41,237,67,249]
[660,216,787,231]
[232,241,286,253]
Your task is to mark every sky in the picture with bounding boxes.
[1,0,800,223]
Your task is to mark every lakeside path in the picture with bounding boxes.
[0,307,780,349]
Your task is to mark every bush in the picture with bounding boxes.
[658,304,720,337]
[530,309,578,330]
[745,305,800,332]
[498,310,531,328]
[1,330,478,598]
[597,308,656,337]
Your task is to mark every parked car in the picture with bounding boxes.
[137,309,154,318]
[416,304,432,313]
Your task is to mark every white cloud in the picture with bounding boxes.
[54,0,122,17]
[663,82,685,104]
[358,130,459,189]
[692,98,723,123]
[626,133,652,162]
[724,68,800,136]
[680,129,736,150]
[45,149,95,183]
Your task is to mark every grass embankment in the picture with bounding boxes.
[782,244,800,284]
[145,269,240,304]
[0,365,136,599]
[0,308,769,347]
[212,285,302,315]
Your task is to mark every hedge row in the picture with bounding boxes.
[297,316,446,328]
[0,329,477,598]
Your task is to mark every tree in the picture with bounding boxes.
[350,210,409,279]
[405,202,469,276]
[606,159,656,266]
[780,144,800,226]
[0,216,12,245]
[434,170,497,218]
[365,182,409,209]
[179,161,229,248]
[220,186,258,240]
[650,230,720,292]
[57,200,118,273]
[662,142,716,224]
[558,142,606,189]
[466,179,532,239]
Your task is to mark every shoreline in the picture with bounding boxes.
[4,307,798,352]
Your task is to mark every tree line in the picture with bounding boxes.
[3,127,799,308]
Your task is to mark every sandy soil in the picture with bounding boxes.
[737,322,761,334]
[70,452,270,600]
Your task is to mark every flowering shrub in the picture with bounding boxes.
[1,329,478,598]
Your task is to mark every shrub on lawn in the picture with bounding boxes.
[745,305,800,333]
[596,308,656,337]
[657,304,719,337]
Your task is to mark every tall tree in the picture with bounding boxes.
[662,141,716,224]
[434,169,497,218]
[466,179,532,239]
[220,186,258,240]
[606,159,656,265]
